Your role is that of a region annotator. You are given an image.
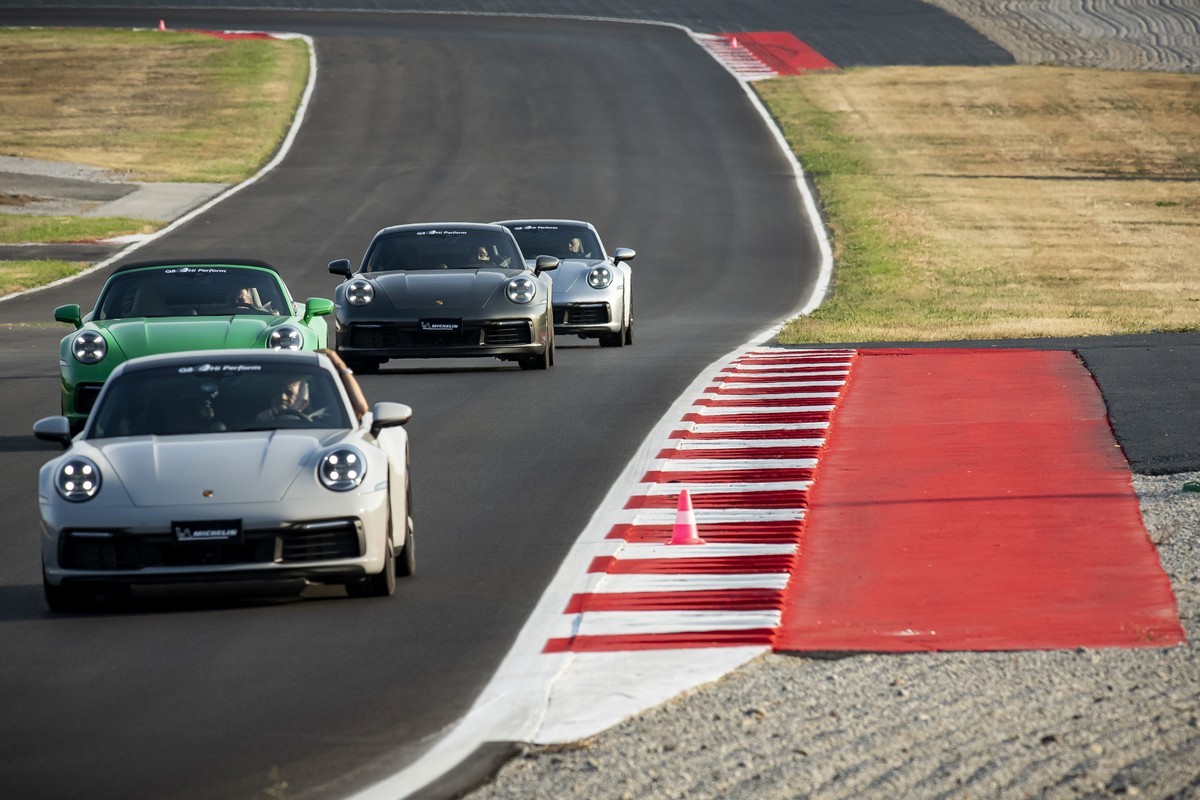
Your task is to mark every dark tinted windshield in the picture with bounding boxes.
[95,266,288,320]
[505,224,603,260]
[89,362,351,437]
[363,229,524,272]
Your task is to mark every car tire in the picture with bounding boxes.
[599,330,624,348]
[396,476,416,577]
[518,343,551,370]
[43,573,96,613]
[347,537,396,598]
[624,309,634,345]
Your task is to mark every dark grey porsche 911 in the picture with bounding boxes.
[329,223,559,371]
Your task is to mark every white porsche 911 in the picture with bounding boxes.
[34,349,414,611]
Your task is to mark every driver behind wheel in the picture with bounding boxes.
[230,286,278,315]
[256,375,310,424]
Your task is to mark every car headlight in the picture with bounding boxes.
[71,331,107,364]
[346,280,374,307]
[587,266,614,289]
[506,276,536,304]
[318,448,366,492]
[55,457,101,502]
[268,325,304,350]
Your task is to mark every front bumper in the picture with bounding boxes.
[41,492,390,588]
[335,316,550,360]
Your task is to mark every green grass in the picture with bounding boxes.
[0,259,92,295]
[0,215,159,245]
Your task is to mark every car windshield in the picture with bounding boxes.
[94,266,288,320]
[505,224,602,260]
[363,229,524,272]
[88,362,352,438]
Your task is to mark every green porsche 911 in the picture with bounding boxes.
[55,259,333,432]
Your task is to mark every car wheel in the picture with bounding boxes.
[396,476,416,577]
[347,537,396,598]
[599,330,624,348]
[518,345,551,370]
[43,573,95,613]
[624,309,634,345]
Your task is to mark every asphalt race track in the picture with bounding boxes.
[0,4,1198,800]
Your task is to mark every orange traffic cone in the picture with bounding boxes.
[668,489,705,545]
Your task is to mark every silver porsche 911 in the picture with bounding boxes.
[35,349,414,611]
[328,222,559,371]
[494,219,636,347]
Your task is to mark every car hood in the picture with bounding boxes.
[95,317,272,359]
[91,430,343,506]
[544,258,603,294]
[369,269,519,310]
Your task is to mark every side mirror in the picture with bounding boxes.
[369,401,412,436]
[34,416,74,448]
[534,255,560,275]
[328,259,353,279]
[54,304,83,329]
[303,297,335,323]
[612,247,636,264]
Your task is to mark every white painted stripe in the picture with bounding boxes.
[714,381,846,389]
[684,421,830,433]
[633,480,811,494]
[588,574,792,593]
[671,438,824,449]
[690,405,834,416]
[722,368,850,376]
[553,610,783,638]
[657,458,818,470]
[705,392,841,401]
[729,362,854,367]
[713,383,845,392]
[626,508,806,524]
[672,441,820,453]
[616,543,797,559]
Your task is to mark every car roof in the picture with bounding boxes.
[109,349,328,378]
[109,258,281,276]
[372,222,511,237]
[493,219,595,230]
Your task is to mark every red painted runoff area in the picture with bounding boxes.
[717,32,837,74]
[776,349,1184,652]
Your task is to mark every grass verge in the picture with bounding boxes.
[0,27,309,261]
[0,216,157,245]
[756,66,1200,342]
[0,260,91,295]
[0,27,309,182]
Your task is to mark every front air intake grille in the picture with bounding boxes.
[482,323,532,345]
[280,522,362,562]
[61,532,276,570]
[556,304,610,326]
[60,521,363,570]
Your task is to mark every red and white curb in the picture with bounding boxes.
[543,348,853,655]
[694,33,781,80]
[353,346,856,799]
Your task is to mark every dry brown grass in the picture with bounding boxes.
[760,66,1200,342]
[0,27,308,182]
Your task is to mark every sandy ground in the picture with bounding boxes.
[460,4,1200,799]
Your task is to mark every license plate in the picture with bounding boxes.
[173,519,242,542]
[420,318,462,332]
